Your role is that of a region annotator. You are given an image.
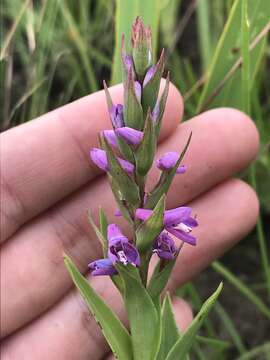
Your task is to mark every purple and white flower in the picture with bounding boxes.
[135,206,198,246]
[108,224,140,266]
[153,231,176,259]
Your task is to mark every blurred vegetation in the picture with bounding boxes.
[1,0,270,358]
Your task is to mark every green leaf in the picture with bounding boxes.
[116,264,160,360]
[99,207,108,242]
[135,110,156,176]
[87,210,108,256]
[123,70,144,130]
[145,133,192,209]
[64,255,132,360]
[156,293,180,360]
[165,283,223,360]
[155,72,170,138]
[101,136,140,207]
[197,0,270,112]
[111,0,161,84]
[142,49,165,112]
[148,254,178,300]
[136,195,165,252]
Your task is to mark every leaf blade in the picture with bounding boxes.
[64,255,132,360]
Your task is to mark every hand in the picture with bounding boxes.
[1,81,259,359]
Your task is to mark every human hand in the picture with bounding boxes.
[1,81,259,359]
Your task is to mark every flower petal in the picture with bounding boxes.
[156,152,179,171]
[143,65,156,87]
[176,165,186,174]
[164,207,192,227]
[153,232,176,260]
[103,130,118,148]
[135,208,153,221]
[167,227,197,246]
[88,258,117,276]
[107,224,128,245]
[109,104,124,128]
[122,242,140,266]
[90,148,108,171]
[115,127,143,146]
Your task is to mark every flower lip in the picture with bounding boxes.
[153,231,176,260]
[107,224,140,266]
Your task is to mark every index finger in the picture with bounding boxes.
[1,81,183,241]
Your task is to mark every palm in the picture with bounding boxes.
[1,81,258,359]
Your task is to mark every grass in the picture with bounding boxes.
[1,0,270,358]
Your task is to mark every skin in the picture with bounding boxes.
[0,80,259,359]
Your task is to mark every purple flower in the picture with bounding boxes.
[153,231,176,259]
[134,81,142,102]
[103,130,118,148]
[114,208,122,217]
[88,258,117,276]
[156,152,187,174]
[108,224,140,266]
[143,65,156,87]
[115,127,143,146]
[135,206,198,246]
[109,104,124,128]
[90,148,134,175]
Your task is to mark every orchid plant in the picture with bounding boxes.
[64,17,222,360]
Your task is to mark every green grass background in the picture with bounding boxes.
[1,0,270,358]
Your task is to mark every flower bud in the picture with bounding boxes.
[156,152,186,174]
[131,17,152,79]
[115,127,143,146]
[109,104,124,128]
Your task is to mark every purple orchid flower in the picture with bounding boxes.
[88,258,117,276]
[156,152,187,174]
[135,206,198,246]
[153,231,176,260]
[90,148,134,175]
[108,224,140,266]
[109,104,124,128]
[115,127,143,146]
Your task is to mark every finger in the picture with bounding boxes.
[1,80,182,242]
[1,178,258,359]
[1,108,259,337]
[104,297,193,360]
